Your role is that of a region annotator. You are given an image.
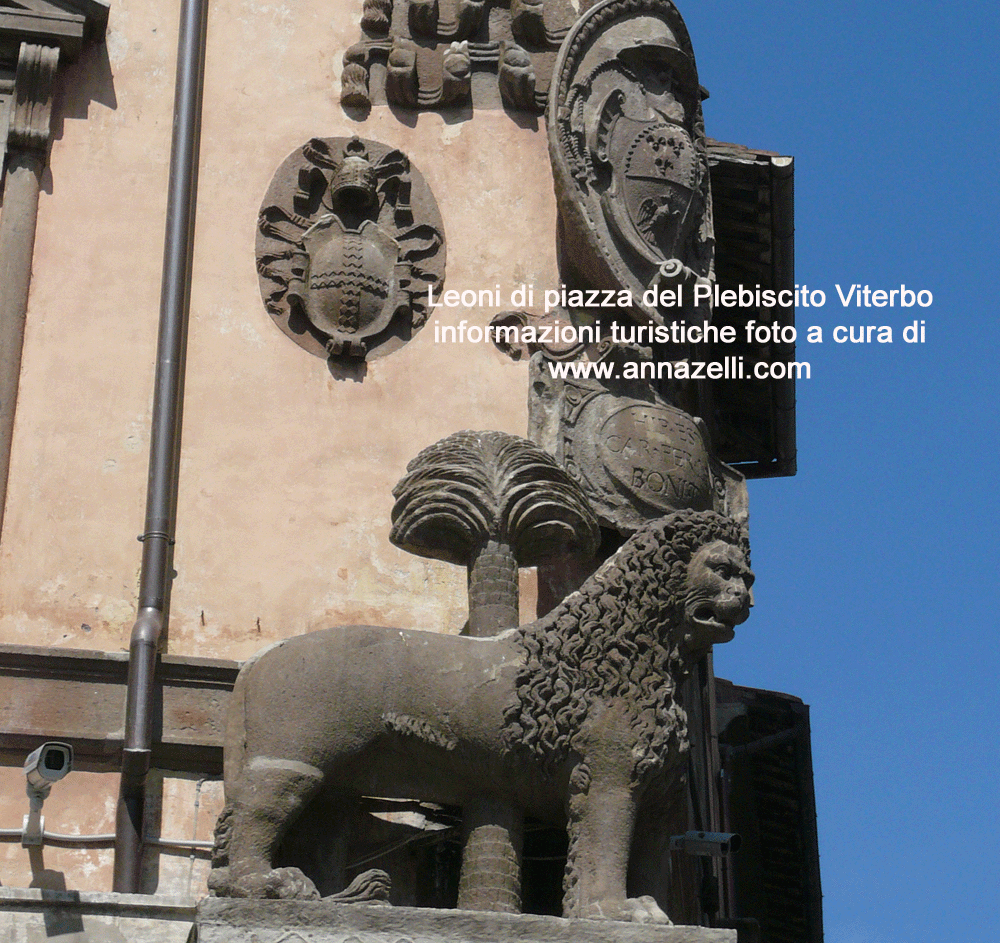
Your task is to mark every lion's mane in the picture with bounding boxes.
[503,509,748,782]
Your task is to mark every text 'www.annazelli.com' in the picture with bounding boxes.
[544,357,811,381]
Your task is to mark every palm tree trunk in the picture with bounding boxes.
[467,538,519,636]
[457,798,523,913]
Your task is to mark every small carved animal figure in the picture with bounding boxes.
[209,509,752,922]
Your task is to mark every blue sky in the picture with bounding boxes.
[682,2,1000,941]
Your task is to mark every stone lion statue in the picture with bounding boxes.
[209,509,752,922]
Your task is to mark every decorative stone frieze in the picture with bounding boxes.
[341,0,578,112]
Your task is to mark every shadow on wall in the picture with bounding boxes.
[26,848,89,936]
[49,37,118,143]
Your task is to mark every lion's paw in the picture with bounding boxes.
[585,896,672,924]
[256,867,322,900]
[211,866,321,900]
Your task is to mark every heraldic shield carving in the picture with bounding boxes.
[256,137,446,360]
[548,0,714,327]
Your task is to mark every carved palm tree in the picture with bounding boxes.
[391,430,599,637]
[390,430,598,913]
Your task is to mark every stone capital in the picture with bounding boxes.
[8,42,59,154]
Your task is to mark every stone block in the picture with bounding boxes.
[0,887,196,942]
[196,899,736,943]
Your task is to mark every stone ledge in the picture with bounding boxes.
[0,886,198,918]
[0,888,197,943]
[197,900,736,943]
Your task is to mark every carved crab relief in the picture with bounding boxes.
[341,0,579,112]
[256,137,445,361]
[548,0,715,326]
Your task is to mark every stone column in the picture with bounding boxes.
[0,42,59,538]
[457,798,523,913]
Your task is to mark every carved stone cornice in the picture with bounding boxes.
[0,0,109,63]
[8,42,59,154]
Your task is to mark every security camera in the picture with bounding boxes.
[669,830,741,857]
[24,741,73,796]
[21,742,73,848]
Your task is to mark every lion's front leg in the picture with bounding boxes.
[562,765,670,924]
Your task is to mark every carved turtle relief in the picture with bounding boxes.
[256,137,446,361]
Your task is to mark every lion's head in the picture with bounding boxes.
[680,537,754,657]
[504,509,751,779]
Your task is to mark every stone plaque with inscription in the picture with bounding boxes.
[529,353,746,534]
[598,402,713,513]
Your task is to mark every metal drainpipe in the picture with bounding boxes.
[113,0,209,894]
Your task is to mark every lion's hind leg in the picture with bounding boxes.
[275,785,361,897]
[209,756,325,899]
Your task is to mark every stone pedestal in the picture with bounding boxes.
[0,887,197,942]
[196,900,736,943]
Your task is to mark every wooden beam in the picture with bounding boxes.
[0,644,238,774]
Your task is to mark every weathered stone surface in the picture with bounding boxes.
[209,511,752,923]
[341,0,578,112]
[197,898,737,943]
[0,643,237,771]
[0,887,196,943]
[256,136,445,362]
[529,355,748,535]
